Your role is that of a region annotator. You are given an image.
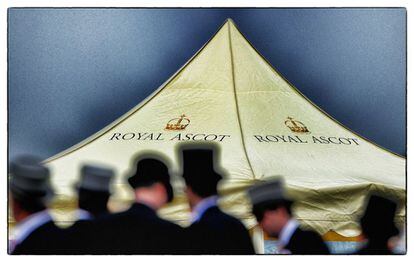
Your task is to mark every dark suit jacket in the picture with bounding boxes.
[186,206,255,254]
[59,210,111,254]
[12,221,66,255]
[284,227,330,255]
[84,203,185,254]
[59,219,96,254]
[354,242,394,255]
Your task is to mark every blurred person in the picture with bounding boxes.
[73,164,114,219]
[88,154,185,254]
[8,155,65,254]
[248,179,329,254]
[179,145,255,254]
[355,194,400,255]
[63,164,114,254]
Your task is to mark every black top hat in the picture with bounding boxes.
[360,194,399,238]
[181,148,223,197]
[127,158,173,202]
[247,179,292,206]
[75,165,114,193]
[9,155,54,203]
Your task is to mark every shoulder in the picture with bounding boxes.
[94,206,182,232]
[93,207,136,225]
[289,227,329,254]
[65,219,93,233]
[200,207,248,230]
[152,214,183,231]
[202,207,231,221]
[28,221,63,237]
[12,222,64,254]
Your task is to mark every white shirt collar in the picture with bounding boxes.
[190,195,218,223]
[9,210,53,252]
[278,218,299,250]
[76,209,93,221]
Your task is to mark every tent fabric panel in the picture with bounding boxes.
[41,19,405,238]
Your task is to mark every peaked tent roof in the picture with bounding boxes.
[44,19,405,237]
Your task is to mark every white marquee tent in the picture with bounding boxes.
[43,19,405,249]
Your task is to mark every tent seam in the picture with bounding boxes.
[230,21,405,160]
[227,21,257,180]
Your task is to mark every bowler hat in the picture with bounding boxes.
[127,158,174,202]
[181,148,223,196]
[9,155,54,203]
[75,165,114,193]
[247,179,292,206]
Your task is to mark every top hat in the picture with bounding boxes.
[75,165,114,193]
[247,179,292,206]
[181,148,223,195]
[360,194,399,238]
[127,158,174,202]
[9,155,54,202]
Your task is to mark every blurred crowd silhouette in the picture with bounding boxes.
[8,143,405,255]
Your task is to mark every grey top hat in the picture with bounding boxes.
[75,165,114,192]
[9,155,54,202]
[247,179,292,205]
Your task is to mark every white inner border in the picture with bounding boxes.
[1,1,411,261]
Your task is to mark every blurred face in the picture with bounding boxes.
[259,207,290,238]
[153,182,168,207]
[134,182,168,210]
[9,194,28,223]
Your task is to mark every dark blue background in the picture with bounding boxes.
[8,8,406,160]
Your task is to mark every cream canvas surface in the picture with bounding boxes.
[43,19,405,240]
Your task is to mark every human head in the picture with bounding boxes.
[9,155,54,221]
[360,194,399,241]
[248,179,293,237]
[178,144,223,207]
[252,199,293,237]
[127,154,174,210]
[77,188,110,217]
[75,164,114,217]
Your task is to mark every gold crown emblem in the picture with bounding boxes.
[284,117,309,133]
[165,114,190,131]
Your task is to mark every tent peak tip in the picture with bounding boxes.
[224,18,236,24]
